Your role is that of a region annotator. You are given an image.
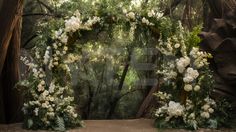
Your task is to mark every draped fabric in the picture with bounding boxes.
[0,0,23,123]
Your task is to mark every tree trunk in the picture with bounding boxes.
[0,0,23,123]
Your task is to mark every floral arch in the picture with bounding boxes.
[18,0,230,131]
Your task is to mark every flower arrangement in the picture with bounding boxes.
[18,0,231,130]
[18,10,101,131]
[154,23,231,129]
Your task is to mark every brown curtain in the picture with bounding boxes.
[0,0,23,123]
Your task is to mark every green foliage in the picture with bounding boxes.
[55,116,66,132]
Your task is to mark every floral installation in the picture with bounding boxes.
[17,0,231,131]
[18,10,101,131]
[18,0,169,130]
[154,23,231,129]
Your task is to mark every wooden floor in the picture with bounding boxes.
[0,119,235,132]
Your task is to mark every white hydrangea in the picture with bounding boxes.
[183,67,199,83]
[65,16,82,32]
[84,16,101,27]
[200,111,210,119]
[167,101,185,117]
[176,56,190,73]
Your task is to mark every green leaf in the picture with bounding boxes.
[208,119,218,129]
[55,116,66,132]
[27,118,33,128]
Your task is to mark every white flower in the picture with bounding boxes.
[65,53,80,63]
[49,97,55,102]
[141,17,153,25]
[40,80,45,85]
[167,101,185,117]
[194,85,200,91]
[53,43,58,49]
[34,108,39,116]
[176,56,190,73]
[54,29,63,39]
[49,81,55,93]
[200,111,210,119]
[183,67,199,83]
[148,10,155,17]
[208,108,214,113]
[189,113,195,119]
[174,43,180,48]
[47,112,55,118]
[35,51,41,59]
[65,16,81,32]
[154,91,171,100]
[22,107,27,114]
[189,47,199,58]
[122,8,127,14]
[53,61,59,66]
[63,46,68,51]
[184,84,192,92]
[201,104,210,111]
[85,16,101,27]
[73,113,78,118]
[156,12,163,19]
[37,84,45,92]
[126,12,135,20]
[39,73,44,78]
[166,71,177,79]
[74,10,81,17]
[42,101,49,108]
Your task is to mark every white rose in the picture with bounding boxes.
[174,43,180,48]
[201,112,210,119]
[208,108,214,113]
[194,85,200,91]
[202,104,210,111]
[184,84,192,92]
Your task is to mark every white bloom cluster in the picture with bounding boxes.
[141,17,154,26]
[64,10,82,33]
[155,101,185,122]
[65,53,81,63]
[200,98,216,119]
[84,16,101,27]
[65,16,82,32]
[167,101,185,118]
[43,46,51,64]
[147,10,163,19]
[176,56,190,73]
[154,91,171,100]
[190,47,211,68]
[126,12,136,20]
[183,67,199,83]
[49,0,69,7]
